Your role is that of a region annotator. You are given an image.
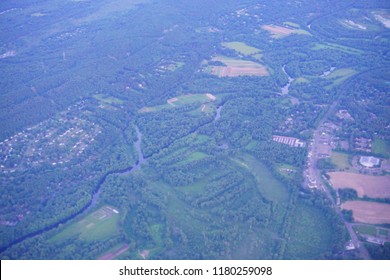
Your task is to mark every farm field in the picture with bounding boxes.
[341,201,390,224]
[50,205,120,243]
[221,41,261,56]
[328,172,390,199]
[208,56,268,77]
[261,24,310,38]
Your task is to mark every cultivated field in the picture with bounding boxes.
[328,172,390,199]
[261,24,310,38]
[209,56,268,77]
[341,201,390,224]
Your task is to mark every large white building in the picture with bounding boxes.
[359,156,380,168]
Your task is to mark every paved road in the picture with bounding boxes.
[303,101,371,259]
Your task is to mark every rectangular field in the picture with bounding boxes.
[221,41,261,56]
[261,24,310,38]
[51,205,120,243]
[98,243,129,260]
[210,56,268,77]
[328,172,390,199]
[330,152,351,170]
[139,93,217,113]
[341,201,390,224]
[372,138,390,157]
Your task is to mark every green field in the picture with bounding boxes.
[312,43,363,54]
[324,68,357,88]
[140,94,217,113]
[222,41,261,56]
[231,154,290,203]
[94,94,124,105]
[354,225,378,236]
[177,151,209,165]
[277,163,298,178]
[50,205,120,243]
[331,152,351,170]
[283,21,301,28]
[373,138,390,157]
[294,77,310,84]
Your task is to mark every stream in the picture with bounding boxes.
[0,125,145,253]
[1,105,223,253]
[214,106,222,121]
[281,65,294,95]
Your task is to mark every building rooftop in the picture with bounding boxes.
[359,156,380,168]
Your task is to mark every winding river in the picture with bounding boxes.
[0,125,145,253]
[1,105,224,253]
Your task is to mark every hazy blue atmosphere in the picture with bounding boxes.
[0,0,389,260]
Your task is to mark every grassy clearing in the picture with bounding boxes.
[312,43,363,54]
[283,21,301,28]
[373,138,390,157]
[294,77,310,84]
[166,61,184,71]
[94,94,124,105]
[277,163,298,178]
[354,225,377,236]
[50,205,120,243]
[222,41,261,56]
[324,68,357,88]
[177,151,209,165]
[330,152,352,170]
[139,93,217,113]
[231,154,290,203]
